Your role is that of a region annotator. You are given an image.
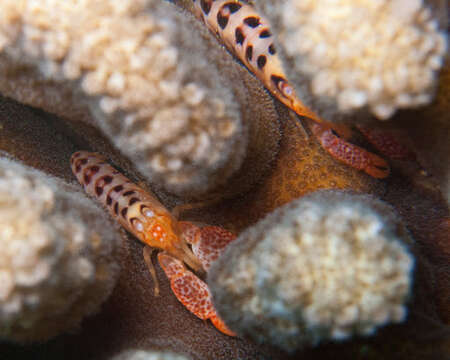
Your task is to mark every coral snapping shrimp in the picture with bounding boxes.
[191,0,392,178]
[70,151,236,336]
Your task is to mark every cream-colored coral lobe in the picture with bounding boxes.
[0,157,120,343]
[0,0,279,197]
[256,0,447,121]
[209,190,414,352]
[110,349,189,360]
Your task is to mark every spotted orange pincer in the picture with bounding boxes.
[70,151,236,336]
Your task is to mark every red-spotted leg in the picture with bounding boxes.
[158,221,237,335]
[178,222,237,271]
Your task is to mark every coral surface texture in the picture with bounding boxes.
[0,0,448,359]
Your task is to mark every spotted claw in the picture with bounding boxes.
[311,123,390,179]
[179,222,237,271]
[157,253,236,336]
[71,151,236,336]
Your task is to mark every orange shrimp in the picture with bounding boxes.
[191,0,390,178]
[71,151,236,336]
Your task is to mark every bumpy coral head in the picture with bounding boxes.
[278,0,447,120]
[209,190,415,351]
[0,157,120,343]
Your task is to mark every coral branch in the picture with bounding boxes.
[209,190,415,351]
[0,0,280,198]
[0,157,120,343]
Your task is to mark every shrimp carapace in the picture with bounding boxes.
[70,151,201,271]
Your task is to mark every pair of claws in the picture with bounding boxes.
[147,222,237,336]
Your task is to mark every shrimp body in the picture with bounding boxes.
[71,151,236,336]
[192,0,321,121]
[70,151,201,270]
[191,0,390,178]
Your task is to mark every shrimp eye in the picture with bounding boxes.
[280,82,294,97]
[131,218,144,232]
[271,75,293,98]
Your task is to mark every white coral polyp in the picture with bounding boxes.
[0,158,120,343]
[281,0,447,119]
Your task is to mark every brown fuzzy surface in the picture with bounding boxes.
[395,61,450,203]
